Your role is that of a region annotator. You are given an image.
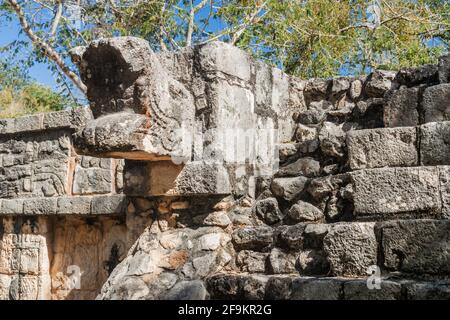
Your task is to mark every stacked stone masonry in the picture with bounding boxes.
[1,37,450,300]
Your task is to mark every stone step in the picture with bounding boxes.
[350,166,450,218]
[347,121,450,170]
[231,219,450,279]
[0,195,127,215]
[205,273,450,300]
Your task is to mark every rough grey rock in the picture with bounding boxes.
[323,222,377,277]
[276,157,320,178]
[377,219,450,274]
[254,197,282,225]
[72,165,112,195]
[347,127,418,169]
[270,177,308,202]
[0,199,24,214]
[232,226,274,251]
[351,167,441,216]
[419,121,450,165]
[438,54,450,83]
[384,87,419,127]
[319,122,346,158]
[423,84,450,123]
[173,161,232,195]
[287,201,324,222]
[364,70,396,98]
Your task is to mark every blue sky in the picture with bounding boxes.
[0,1,224,92]
[0,19,58,89]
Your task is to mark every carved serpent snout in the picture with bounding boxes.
[70,37,166,118]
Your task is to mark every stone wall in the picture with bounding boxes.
[1,37,450,300]
[0,109,128,299]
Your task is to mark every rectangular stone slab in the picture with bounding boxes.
[377,219,450,274]
[351,167,441,216]
[419,121,450,165]
[347,127,418,170]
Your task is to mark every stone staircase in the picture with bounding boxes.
[202,55,450,300]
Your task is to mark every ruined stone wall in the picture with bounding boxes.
[0,109,129,299]
[1,38,450,300]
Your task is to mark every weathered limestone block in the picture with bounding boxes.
[347,127,418,169]
[275,157,320,178]
[383,87,419,127]
[343,279,402,300]
[72,156,112,195]
[438,54,450,83]
[351,167,441,216]
[268,248,297,274]
[423,84,450,123]
[323,222,377,277]
[290,277,343,300]
[419,121,450,165]
[377,220,450,274]
[303,78,331,103]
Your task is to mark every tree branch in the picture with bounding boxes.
[230,1,267,45]
[50,0,63,38]
[7,0,87,94]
